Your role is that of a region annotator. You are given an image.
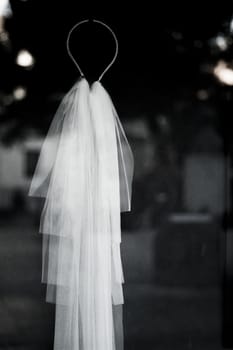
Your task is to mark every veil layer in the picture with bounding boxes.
[29,77,134,350]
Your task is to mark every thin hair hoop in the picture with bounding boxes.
[66,19,118,81]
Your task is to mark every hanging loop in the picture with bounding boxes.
[66,19,119,81]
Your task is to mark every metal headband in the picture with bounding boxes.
[66,19,118,81]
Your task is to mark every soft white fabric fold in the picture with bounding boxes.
[29,77,134,350]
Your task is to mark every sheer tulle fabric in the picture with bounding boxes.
[29,78,133,350]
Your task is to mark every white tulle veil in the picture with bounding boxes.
[29,19,134,350]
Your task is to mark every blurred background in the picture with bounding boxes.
[1,0,233,349]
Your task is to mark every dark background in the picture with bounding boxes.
[1,1,233,349]
[1,1,233,139]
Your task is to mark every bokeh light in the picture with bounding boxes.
[214,60,233,85]
[13,86,27,100]
[16,49,35,68]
